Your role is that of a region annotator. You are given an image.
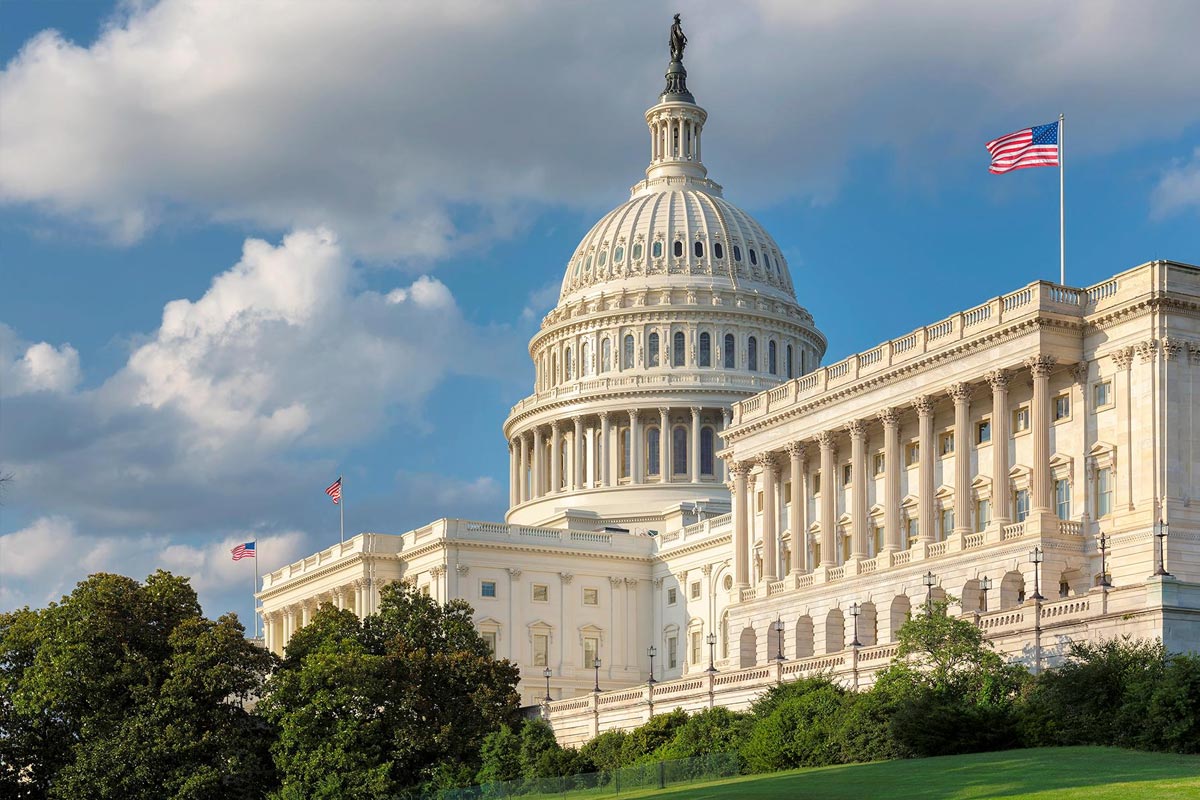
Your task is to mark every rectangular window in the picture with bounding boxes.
[689,581,701,600]
[533,634,548,666]
[668,636,678,669]
[690,631,702,666]
[842,463,853,486]
[757,492,763,512]
[667,587,677,605]
[1013,406,1031,433]
[1014,489,1030,523]
[940,507,955,539]
[977,420,992,444]
[939,432,955,456]
[1054,394,1071,421]
[1055,479,1071,520]
[872,524,884,556]
[583,636,598,668]
[482,631,497,655]
[906,443,920,466]
[1096,467,1113,517]
[975,498,991,532]
[1093,381,1113,409]
[812,472,821,494]
[532,583,549,602]
[874,452,886,475]
[583,587,599,605]
[480,580,497,598]
[905,516,919,544]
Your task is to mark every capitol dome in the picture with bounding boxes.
[503,33,826,528]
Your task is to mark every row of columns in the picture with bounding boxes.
[727,356,1060,589]
[510,407,730,506]
[261,578,374,653]
[651,114,701,163]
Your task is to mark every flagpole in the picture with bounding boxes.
[339,475,345,543]
[1059,113,1065,286]
[253,538,259,640]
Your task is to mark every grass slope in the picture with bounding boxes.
[636,747,1200,800]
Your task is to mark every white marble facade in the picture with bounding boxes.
[257,49,1200,739]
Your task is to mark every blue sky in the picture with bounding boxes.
[1,1,1197,622]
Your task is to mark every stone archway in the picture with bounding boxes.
[739,626,757,667]
[794,615,814,658]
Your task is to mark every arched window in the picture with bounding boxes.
[647,428,661,476]
[701,427,715,475]
[585,256,592,275]
[598,251,607,268]
[749,248,758,266]
[648,332,660,367]
[565,347,574,380]
[786,344,794,379]
[601,338,612,373]
[714,242,724,259]
[694,240,704,258]
[623,334,634,369]
[652,241,663,258]
[632,242,643,261]
[581,340,591,376]
[673,240,683,258]
[724,334,735,368]
[699,332,711,367]
[768,340,777,375]
[620,428,631,478]
[673,426,688,476]
[733,245,742,262]
[800,349,807,374]
[673,331,686,367]
[614,246,624,264]
[748,337,758,371]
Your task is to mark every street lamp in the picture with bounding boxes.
[647,645,657,685]
[1153,519,1172,577]
[773,618,785,661]
[849,602,862,647]
[980,576,992,613]
[922,571,937,614]
[705,632,717,673]
[542,667,553,702]
[593,657,602,693]
[1098,530,1112,587]
[1029,546,1045,601]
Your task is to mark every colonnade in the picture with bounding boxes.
[261,578,375,654]
[729,356,1061,589]
[649,111,702,163]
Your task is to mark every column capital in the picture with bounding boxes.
[877,407,900,428]
[550,419,562,433]
[729,461,752,479]
[912,394,935,417]
[558,571,574,585]
[572,415,584,424]
[844,419,867,440]
[1024,354,1058,377]
[1162,337,1184,361]
[456,563,470,575]
[722,408,733,425]
[628,408,641,423]
[947,382,973,403]
[598,410,610,421]
[816,430,837,451]
[785,440,807,460]
[690,406,702,416]
[756,452,782,474]
[506,567,523,580]
[1136,339,1158,363]
[1110,346,1135,371]
[984,368,1011,390]
[1071,361,1091,384]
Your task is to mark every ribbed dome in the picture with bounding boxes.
[558,184,797,306]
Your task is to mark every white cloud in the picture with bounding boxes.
[0,325,81,396]
[1152,147,1200,218]
[2,1,1198,258]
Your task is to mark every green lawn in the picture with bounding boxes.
[623,747,1200,800]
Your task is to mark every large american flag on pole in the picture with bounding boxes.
[231,541,256,560]
[325,477,342,505]
[986,122,1059,174]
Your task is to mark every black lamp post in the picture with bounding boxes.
[542,667,552,702]
[849,602,862,647]
[922,571,937,615]
[980,576,992,613]
[1098,530,1112,587]
[1029,546,1045,601]
[647,646,657,685]
[773,618,785,661]
[1154,519,1172,577]
[593,657,602,693]
[705,632,717,673]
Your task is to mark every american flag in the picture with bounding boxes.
[986,122,1060,174]
[325,477,342,505]
[231,541,256,561]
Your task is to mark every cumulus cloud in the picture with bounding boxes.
[2,1,1198,257]
[0,324,81,395]
[1152,147,1200,218]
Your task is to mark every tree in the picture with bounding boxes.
[258,582,521,797]
[476,724,522,784]
[0,571,276,799]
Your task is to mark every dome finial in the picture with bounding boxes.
[661,14,694,103]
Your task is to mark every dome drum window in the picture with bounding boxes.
[652,241,663,259]
[749,248,758,266]
[713,242,724,259]
[733,245,742,262]
[723,333,735,369]
[694,240,704,258]
[614,245,625,263]
[648,332,660,367]
[632,242,643,261]
[699,332,712,367]
[748,336,758,371]
[673,240,684,258]
[598,251,607,267]
[672,331,686,367]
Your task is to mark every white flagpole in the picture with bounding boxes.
[253,538,259,640]
[1059,113,1065,286]
[339,476,345,543]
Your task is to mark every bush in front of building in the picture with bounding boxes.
[740,678,848,771]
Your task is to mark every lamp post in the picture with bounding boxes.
[922,571,937,615]
[1098,530,1112,587]
[849,602,862,647]
[773,618,785,661]
[705,632,717,673]
[593,657,602,693]
[1153,519,1172,577]
[1029,546,1045,601]
[647,645,657,685]
[542,667,553,702]
[980,576,992,613]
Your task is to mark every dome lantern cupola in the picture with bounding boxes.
[644,14,708,184]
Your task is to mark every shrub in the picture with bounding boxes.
[656,706,750,764]
[476,724,521,783]
[742,681,847,772]
[578,729,628,771]
[619,709,689,764]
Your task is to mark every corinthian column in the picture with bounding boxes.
[550,420,562,494]
[731,462,751,589]
[532,427,544,499]
[847,420,868,558]
[690,407,702,482]
[573,416,584,490]
[786,441,807,574]
[598,411,611,487]
[913,395,935,543]
[878,408,901,551]
[818,431,837,567]
[759,453,780,582]
[629,409,642,484]
[949,383,973,538]
[1026,355,1057,515]
[659,407,670,482]
[986,370,1011,526]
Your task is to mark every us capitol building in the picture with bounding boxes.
[258,24,1200,745]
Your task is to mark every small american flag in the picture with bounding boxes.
[231,541,256,561]
[986,121,1059,174]
[325,477,342,505]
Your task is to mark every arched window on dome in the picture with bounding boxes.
[673,331,686,367]
[786,344,794,379]
[733,245,742,262]
[623,334,634,369]
[614,245,624,264]
[646,428,660,476]
[724,334,735,369]
[673,240,683,258]
[768,341,777,375]
[699,332,711,367]
[701,427,715,476]
[748,337,758,371]
[601,338,612,373]
[585,256,592,275]
[632,242,643,261]
[714,242,724,260]
[648,332,660,367]
[598,250,606,268]
[565,347,574,380]
[581,340,591,377]
[652,241,663,259]
[749,248,758,266]
[673,426,688,477]
[694,241,704,258]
